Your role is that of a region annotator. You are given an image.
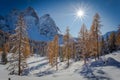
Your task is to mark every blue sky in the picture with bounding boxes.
[0,0,120,37]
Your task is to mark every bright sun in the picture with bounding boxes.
[72,4,88,22]
[76,10,84,18]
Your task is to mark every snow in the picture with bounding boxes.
[0,51,120,80]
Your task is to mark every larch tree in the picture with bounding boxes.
[115,26,120,50]
[78,23,89,64]
[23,38,31,58]
[47,41,54,66]
[8,14,28,75]
[90,13,101,60]
[47,35,59,70]
[1,32,8,64]
[63,27,71,67]
[100,36,105,56]
[85,29,91,59]
[108,32,116,52]
[54,35,59,70]
[70,39,76,60]
[1,44,7,64]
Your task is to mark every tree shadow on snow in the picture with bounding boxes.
[80,64,111,80]
[23,62,49,75]
[29,62,48,71]
[35,70,55,77]
[90,57,120,68]
[79,57,120,80]
[28,58,47,65]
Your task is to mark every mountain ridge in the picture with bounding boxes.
[0,6,61,42]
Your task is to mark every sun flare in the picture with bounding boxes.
[72,3,89,24]
[76,10,84,18]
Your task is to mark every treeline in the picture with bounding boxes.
[47,13,120,69]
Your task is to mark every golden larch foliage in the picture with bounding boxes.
[23,38,31,58]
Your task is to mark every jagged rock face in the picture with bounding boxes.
[6,9,20,31]
[0,7,60,41]
[0,15,10,32]
[5,7,39,32]
[39,14,60,37]
[23,6,39,25]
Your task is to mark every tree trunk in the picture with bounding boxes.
[56,56,58,70]
[18,27,22,75]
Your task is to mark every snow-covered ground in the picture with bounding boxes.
[0,51,120,80]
